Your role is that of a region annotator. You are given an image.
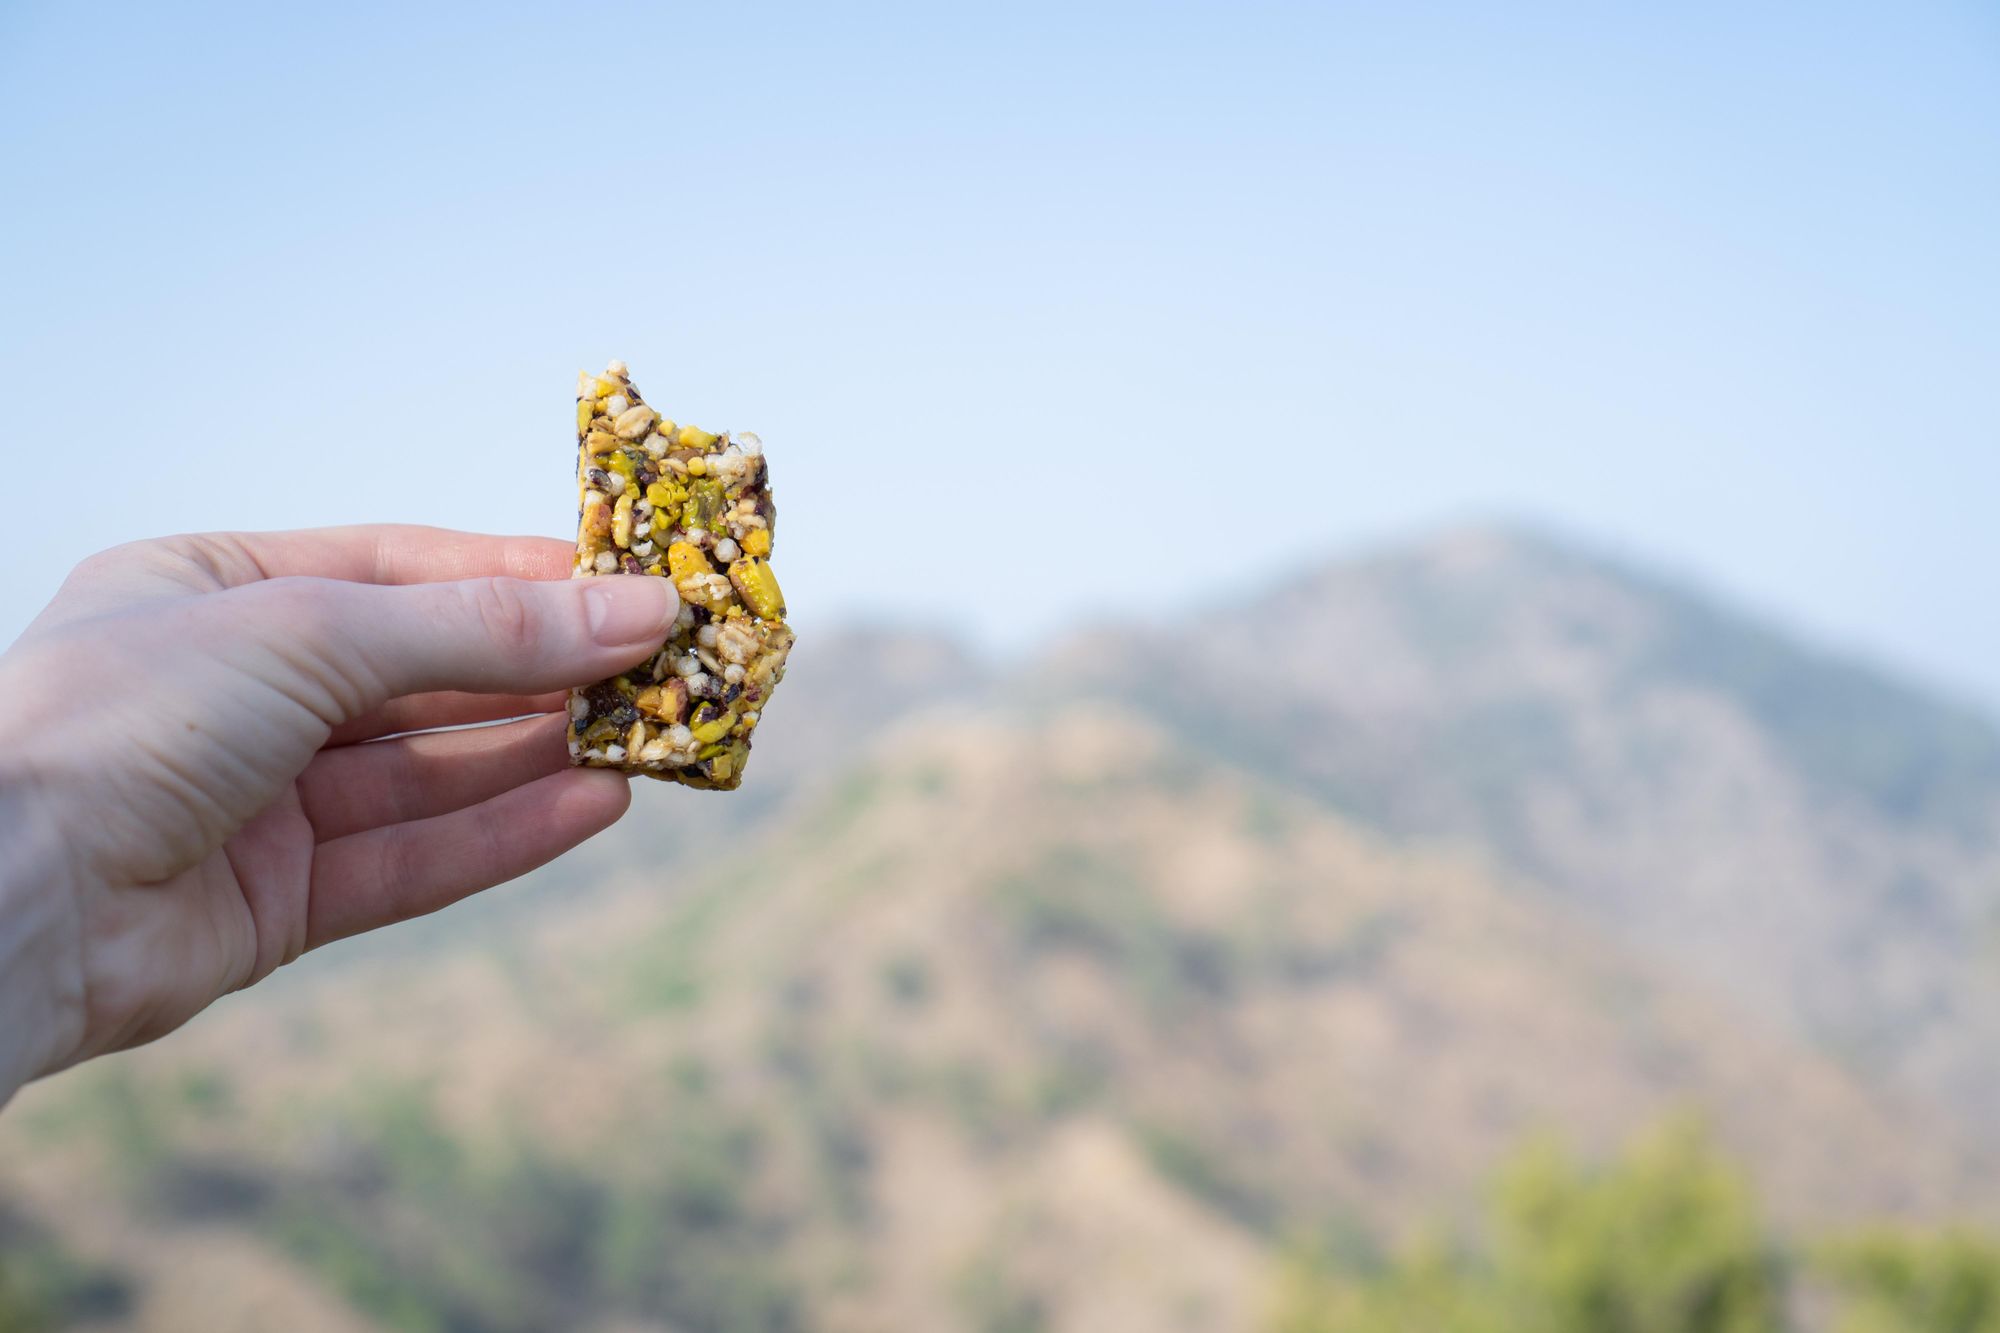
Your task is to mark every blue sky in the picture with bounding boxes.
[3,1,1998,705]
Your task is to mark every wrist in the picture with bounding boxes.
[0,673,86,1102]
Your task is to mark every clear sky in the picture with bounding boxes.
[3,2,1997,706]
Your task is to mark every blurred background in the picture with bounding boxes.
[4,2,2000,1330]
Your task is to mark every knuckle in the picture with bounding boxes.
[85,532,267,594]
[260,575,346,629]
[156,532,262,584]
[66,546,125,584]
[64,537,166,590]
[462,578,540,658]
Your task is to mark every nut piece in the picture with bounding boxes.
[612,403,658,439]
[635,678,691,724]
[728,557,785,620]
[669,541,736,612]
[690,705,739,745]
[666,540,714,583]
[715,619,758,665]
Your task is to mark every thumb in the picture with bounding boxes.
[246,574,679,715]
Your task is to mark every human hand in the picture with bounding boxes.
[0,526,677,1100]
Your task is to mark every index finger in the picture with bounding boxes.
[170,525,573,588]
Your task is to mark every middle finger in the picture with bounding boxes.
[326,690,569,746]
[298,712,574,841]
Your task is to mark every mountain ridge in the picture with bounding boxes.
[1031,523,2000,1131]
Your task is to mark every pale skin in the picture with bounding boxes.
[0,526,679,1104]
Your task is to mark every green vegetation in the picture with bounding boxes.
[908,761,954,796]
[0,1207,133,1333]
[990,844,1249,1017]
[593,1112,802,1333]
[798,768,884,848]
[1263,906,1411,989]
[273,1206,461,1333]
[1028,1050,1109,1120]
[1274,1237,1508,1333]
[934,1059,1012,1150]
[762,1023,880,1225]
[956,1252,1049,1333]
[993,847,1417,1023]
[1270,1119,2000,1333]
[879,951,933,1008]
[1138,1121,1281,1235]
[1273,1120,1777,1332]
[617,863,762,1014]
[86,1077,806,1333]
[1490,1120,1781,1333]
[65,1064,179,1173]
[1820,1227,2000,1333]
[1241,790,1298,845]
[1640,580,2000,830]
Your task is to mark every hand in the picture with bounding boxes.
[0,526,677,1101]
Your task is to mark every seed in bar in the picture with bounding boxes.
[566,359,794,791]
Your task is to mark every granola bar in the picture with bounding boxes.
[566,359,793,790]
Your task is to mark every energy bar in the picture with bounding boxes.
[566,359,794,790]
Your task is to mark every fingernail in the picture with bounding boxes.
[584,578,677,645]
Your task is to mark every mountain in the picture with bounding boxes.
[4,525,1998,1333]
[1043,526,2000,1129]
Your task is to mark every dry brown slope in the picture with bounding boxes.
[650,703,1990,1225]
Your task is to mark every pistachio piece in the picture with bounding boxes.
[728,556,785,620]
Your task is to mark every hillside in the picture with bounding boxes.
[4,704,1990,1332]
[1043,526,2000,1128]
[5,525,2000,1332]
